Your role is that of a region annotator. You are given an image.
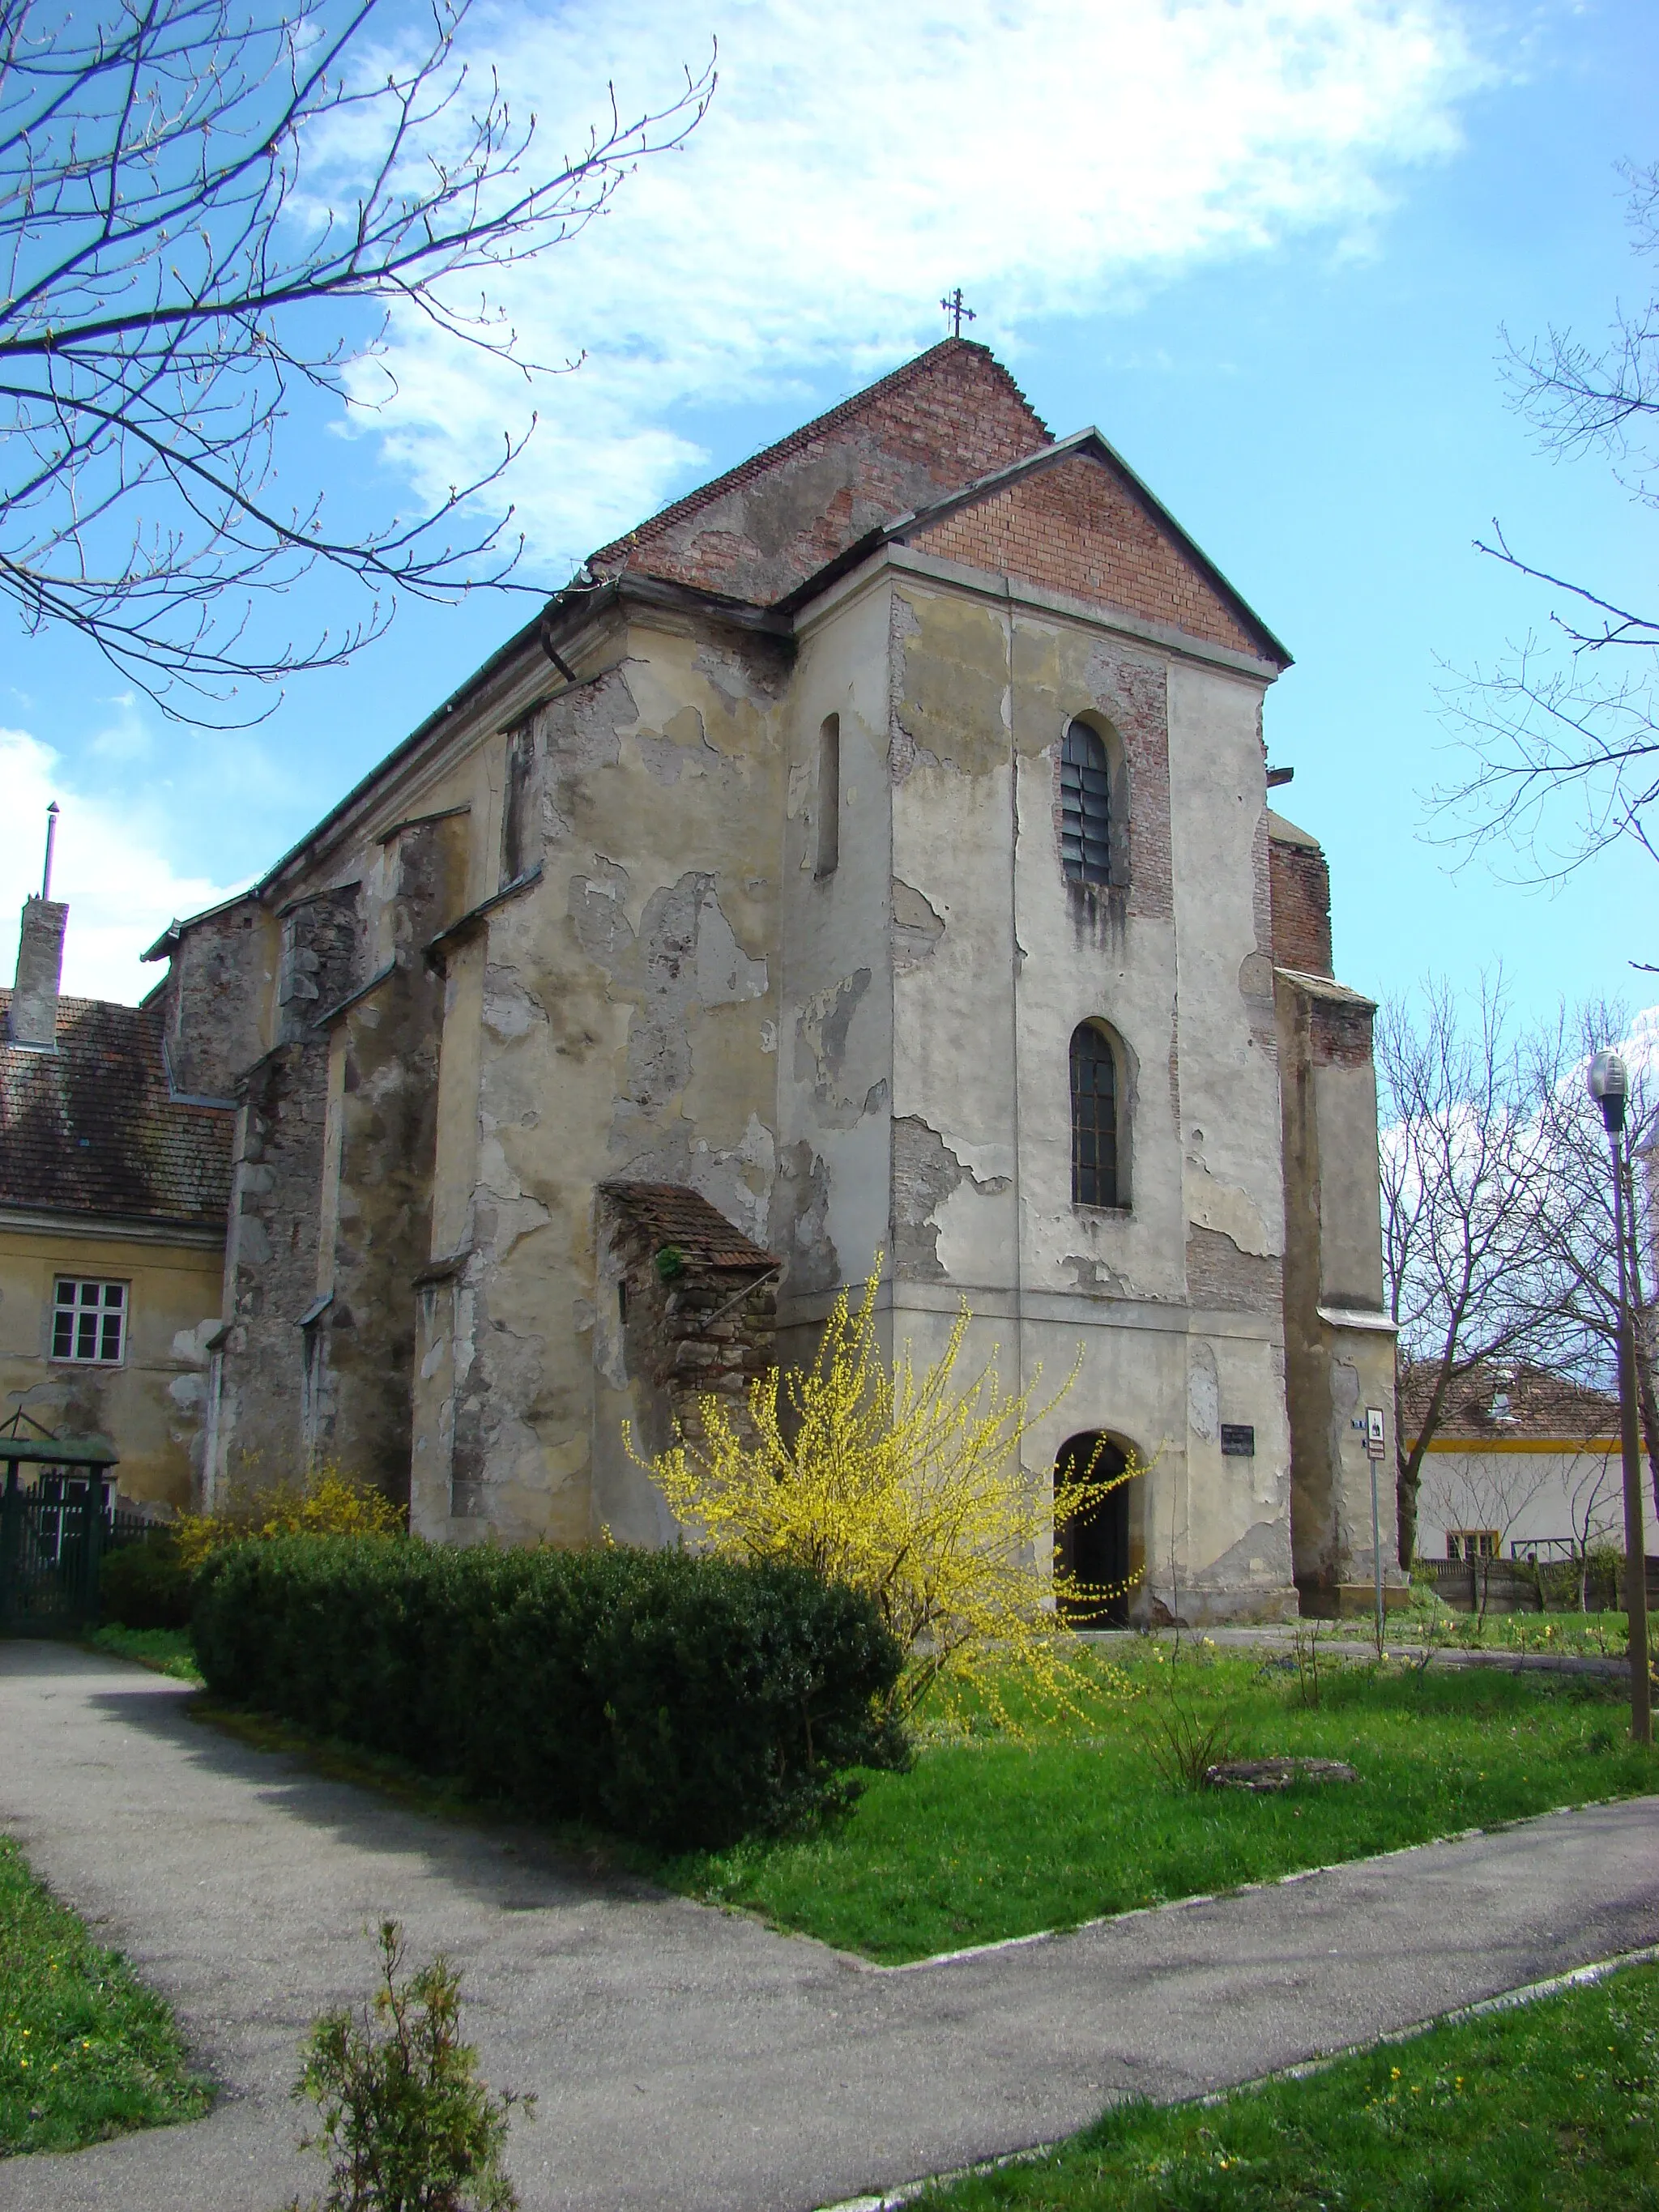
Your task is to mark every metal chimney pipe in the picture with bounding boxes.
[41,801,59,899]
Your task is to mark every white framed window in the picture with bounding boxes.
[51,1278,127,1364]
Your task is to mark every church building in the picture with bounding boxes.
[142,339,1397,1620]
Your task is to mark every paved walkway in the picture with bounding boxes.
[2,1643,1656,2212]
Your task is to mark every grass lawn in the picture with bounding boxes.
[1403,1606,1631,1658]
[83,1624,203,1682]
[918,1958,1659,2212]
[654,1647,1659,1963]
[0,1835,212,2154]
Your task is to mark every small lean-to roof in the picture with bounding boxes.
[599,1183,777,1272]
[0,992,233,1230]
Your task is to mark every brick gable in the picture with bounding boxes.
[909,449,1262,659]
[592,340,1051,607]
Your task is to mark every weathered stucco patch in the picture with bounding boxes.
[770,1138,838,1293]
[892,879,945,973]
[893,589,1011,780]
[1187,1340,1220,1442]
[793,968,873,1127]
[1184,1162,1279,1259]
[892,1115,1012,1280]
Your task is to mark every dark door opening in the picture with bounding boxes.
[1055,1432,1131,1626]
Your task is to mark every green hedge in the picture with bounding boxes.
[98,1535,194,1631]
[192,1537,907,1848]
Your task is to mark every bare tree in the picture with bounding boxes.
[1434,162,1659,887]
[1519,1002,1659,1525]
[1562,1442,1624,1613]
[1379,978,1558,1563]
[0,0,712,714]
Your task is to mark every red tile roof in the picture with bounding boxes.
[598,1183,776,1272]
[0,992,233,1230]
[1401,1360,1618,1447]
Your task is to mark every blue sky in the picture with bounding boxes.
[4,0,1655,1025]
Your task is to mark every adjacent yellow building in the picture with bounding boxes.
[2,893,232,1511]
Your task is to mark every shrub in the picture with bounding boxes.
[289,1921,529,2212]
[98,1532,194,1630]
[633,1257,1137,1721]
[193,1537,906,1848]
[176,1471,404,1572]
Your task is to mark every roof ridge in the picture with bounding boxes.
[591,339,1050,566]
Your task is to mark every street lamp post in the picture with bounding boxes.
[1587,1049,1653,1745]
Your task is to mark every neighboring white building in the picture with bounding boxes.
[1407,1362,1659,1565]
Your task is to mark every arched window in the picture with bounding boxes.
[1054,1432,1132,1626]
[1060,720,1111,884]
[1071,1021,1120,1207]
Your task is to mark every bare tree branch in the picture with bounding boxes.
[0,0,714,717]
[1431,162,1659,888]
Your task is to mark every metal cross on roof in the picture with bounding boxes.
[940,288,975,339]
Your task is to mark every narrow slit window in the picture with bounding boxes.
[501,725,535,887]
[1060,722,1111,884]
[1071,1024,1119,1208]
[816,714,840,877]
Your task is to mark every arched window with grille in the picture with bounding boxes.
[1060,720,1112,884]
[1071,1021,1121,1208]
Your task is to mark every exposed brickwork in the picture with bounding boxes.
[1043,654,1175,924]
[913,452,1260,658]
[1269,829,1333,978]
[1309,993,1375,1071]
[601,1183,778,1443]
[1185,1225,1283,1315]
[593,341,1051,606]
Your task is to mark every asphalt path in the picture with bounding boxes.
[2,1641,1656,2212]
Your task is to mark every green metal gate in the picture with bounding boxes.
[0,1425,122,1638]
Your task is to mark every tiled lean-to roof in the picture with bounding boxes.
[599,1183,777,1272]
[0,992,233,1229]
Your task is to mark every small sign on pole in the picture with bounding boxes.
[1364,1406,1386,1649]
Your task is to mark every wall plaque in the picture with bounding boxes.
[1220,1424,1256,1458]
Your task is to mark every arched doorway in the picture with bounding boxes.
[1054,1432,1132,1626]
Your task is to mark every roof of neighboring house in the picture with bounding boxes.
[0,991,234,1230]
[598,1183,778,1272]
[1401,1361,1619,1448]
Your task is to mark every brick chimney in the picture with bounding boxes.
[8,803,66,1050]
[9,897,67,1049]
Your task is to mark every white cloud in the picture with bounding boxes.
[338,0,1491,569]
[0,728,248,1005]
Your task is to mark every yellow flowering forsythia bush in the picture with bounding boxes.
[636,1264,1138,1722]
[174,1471,404,1572]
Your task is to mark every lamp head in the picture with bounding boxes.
[1589,1048,1629,1134]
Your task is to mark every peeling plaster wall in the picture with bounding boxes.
[857,573,1297,1621]
[774,578,895,1362]
[1276,971,1398,1609]
[316,815,469,1497]
[414,618,791,1545]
